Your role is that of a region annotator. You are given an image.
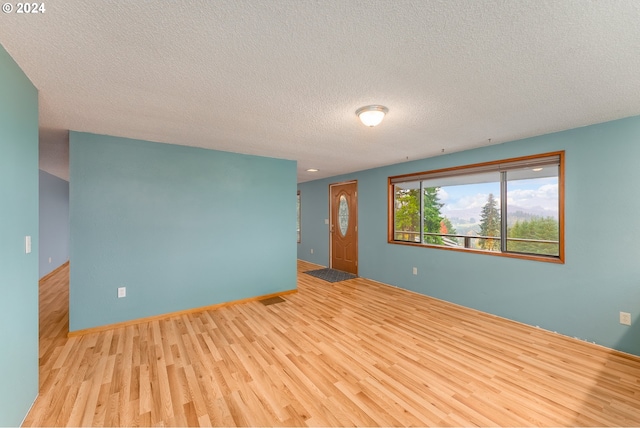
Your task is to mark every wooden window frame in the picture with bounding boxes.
[297,191,301,243]
[388,151,565,264]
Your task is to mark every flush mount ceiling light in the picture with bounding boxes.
[356,105,388,127]
[306,168,319,172]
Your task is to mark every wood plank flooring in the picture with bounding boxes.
[25,260,640,426]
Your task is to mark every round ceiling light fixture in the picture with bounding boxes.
[356,105,388,127]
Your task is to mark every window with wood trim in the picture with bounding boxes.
[297,191,301,243]
[389,152,564,262]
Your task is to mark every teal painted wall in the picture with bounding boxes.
[70,132,297,331]
[0,45,39,425]
[39,170,69,278]
[298,116,640,356]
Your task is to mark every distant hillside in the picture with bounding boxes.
[447,206,558,236]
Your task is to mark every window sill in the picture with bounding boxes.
[388,239,564,264]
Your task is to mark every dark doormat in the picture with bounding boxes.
[259,296,286,306]
[304,268,357,283]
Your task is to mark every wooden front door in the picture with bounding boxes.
[330,181,358,275]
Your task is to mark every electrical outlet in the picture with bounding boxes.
[412,267,418,275]
[620,312,631,326]
[311,248,314,254]
[118,287,126,298]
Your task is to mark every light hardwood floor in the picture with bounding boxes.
[25,260,640,426]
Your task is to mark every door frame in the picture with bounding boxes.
[329,180,358,274]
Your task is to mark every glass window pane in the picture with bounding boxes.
[430,172,501,251]
[423,186,444,245]
[506,166,559,256]
[338,195,349,236]
[297,192,300,243]
[394,182,421,242]
[389,152,563,262]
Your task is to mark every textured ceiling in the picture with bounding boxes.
[2,0,640,182]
